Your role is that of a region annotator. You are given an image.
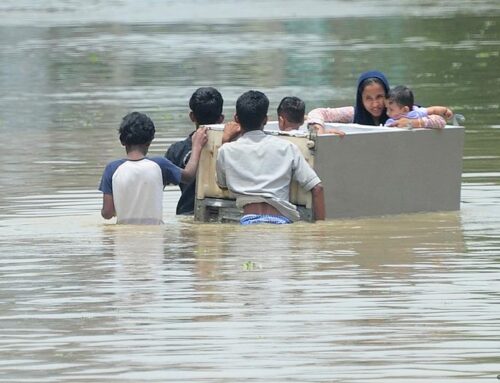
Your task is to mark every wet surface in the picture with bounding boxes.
[0,1,499,381]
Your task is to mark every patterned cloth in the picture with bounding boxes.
[307,106,355,126]
[240,214,292,225]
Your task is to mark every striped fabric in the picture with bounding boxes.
[240,214,292,225]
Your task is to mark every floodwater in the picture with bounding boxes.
[0,1,499,382]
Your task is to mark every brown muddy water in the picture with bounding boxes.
[0,1,499,382]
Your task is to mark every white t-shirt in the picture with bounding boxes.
[216,130,321,221]
[99,157,182,224]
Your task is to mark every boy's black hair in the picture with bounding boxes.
[277,96,305,124]
[236,90,269,131]
[387,85,414,109]
[119,112,155,145]
[189,87,224,125]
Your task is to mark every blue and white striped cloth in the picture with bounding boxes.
[240,214,292,225]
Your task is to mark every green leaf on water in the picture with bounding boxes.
[242,261,261,271]
[88,52,99,64]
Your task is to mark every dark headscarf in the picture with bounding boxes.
[353,70,390,126]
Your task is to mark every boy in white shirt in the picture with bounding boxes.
[216,91,325,225]
[99,112,207,224]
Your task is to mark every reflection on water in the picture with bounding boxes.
[0,0,499,381]
[1,201,499,381]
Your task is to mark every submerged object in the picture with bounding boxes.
[194,122,464,222]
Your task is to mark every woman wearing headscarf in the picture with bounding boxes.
[307,70,447,133]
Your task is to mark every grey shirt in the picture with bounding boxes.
[216,130,321,221]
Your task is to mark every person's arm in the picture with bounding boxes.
[98,163,117,219]
[290,145,326,221]
[389,114,447,129]
[308,123,326,134]
[101,193,115,219]
[322,127,346,136]
[426,106,453,120]
[307,106,354,126]
[215,147,227,189]
[307,106,353,136]
[180,127,208,183]
[308,123,346,136]
[311,183,325,221]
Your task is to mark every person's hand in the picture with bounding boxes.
[192,126,208,149]
[310,123,345,137]
[388,118,414,129]
[443,107,453,120]
[308,123,325,135]
[325,128,346,137]
[222,121,241,144]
